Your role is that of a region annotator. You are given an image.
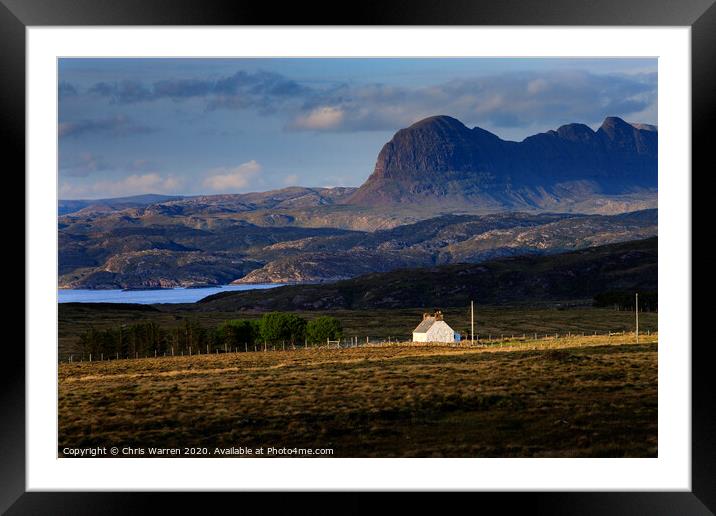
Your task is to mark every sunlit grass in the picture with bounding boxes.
[59,334,657,458]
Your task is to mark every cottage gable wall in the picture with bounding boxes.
[425,321,456,343]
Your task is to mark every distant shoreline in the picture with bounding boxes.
[57,283,282,305]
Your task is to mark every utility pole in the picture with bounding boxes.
[635,292,639,344]
[471,300,475,345]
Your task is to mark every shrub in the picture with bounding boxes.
[306,316,343,343]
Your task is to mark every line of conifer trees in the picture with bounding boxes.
[75,312,343,359]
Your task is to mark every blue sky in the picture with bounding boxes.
[58,58,657,199]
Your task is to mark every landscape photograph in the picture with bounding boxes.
[57,57,658,458]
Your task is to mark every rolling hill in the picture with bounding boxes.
[197,237,657,311]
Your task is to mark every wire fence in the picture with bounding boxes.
[62,329,656,363]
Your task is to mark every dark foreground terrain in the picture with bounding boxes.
[59,336,657,458]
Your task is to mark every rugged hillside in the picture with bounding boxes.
[58,194,185,216]
[346,115,657,209]
[198,237,657,311]
[60,187,356,218]
[59,208,656,289]
[139,186,357,218]
[61,251,263,290]
[232,210,657,284]
[58,221,358,289]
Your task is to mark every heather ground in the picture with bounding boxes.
[59,333,657,458]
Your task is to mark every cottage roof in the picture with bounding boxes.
[413,316,436,334]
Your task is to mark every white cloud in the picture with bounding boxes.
[59,173,182,199]
[286,70,657,134]
[72,67,657,138]
[202,160,262,192]
[290,106,345,131]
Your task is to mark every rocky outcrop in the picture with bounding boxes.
[58,250,263,290]
[232,210,657,285]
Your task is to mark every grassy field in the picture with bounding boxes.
[59,333,657,458]
[59,304,657,360]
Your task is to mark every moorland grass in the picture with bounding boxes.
[59,333,657,458]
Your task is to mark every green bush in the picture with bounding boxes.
[306,316,343,343]
[259,312,307,344]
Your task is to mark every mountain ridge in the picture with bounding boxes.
[345,115,657,207]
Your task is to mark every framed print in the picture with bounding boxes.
[5,0,712,512]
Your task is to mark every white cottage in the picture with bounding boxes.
[412,311,461,343]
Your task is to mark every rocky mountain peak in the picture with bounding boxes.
[598,116,635,140]
[556,123,596,142]
[345,114,657,207]
[405,114,471,134]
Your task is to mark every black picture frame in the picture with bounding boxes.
[4,0,710,512]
